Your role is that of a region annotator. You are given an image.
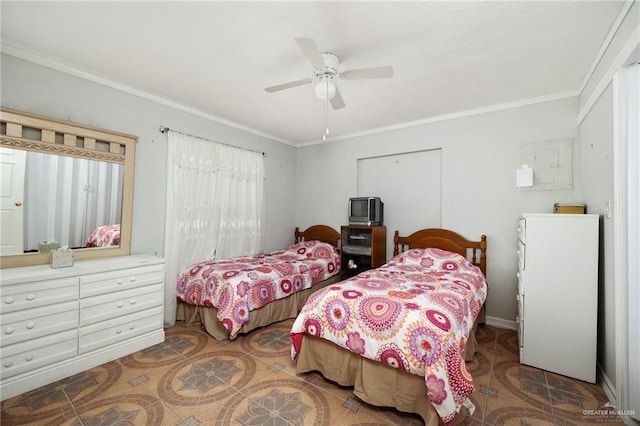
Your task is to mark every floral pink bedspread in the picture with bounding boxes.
[177,240,340,339]
[290,247,487,425]
[85,224,120,247]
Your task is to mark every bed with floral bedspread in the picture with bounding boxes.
[177,232,341,339]
[85,224,120,247]
[291,229,488,425]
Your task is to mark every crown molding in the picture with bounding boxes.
[299,90,579,147]
[0,43,583,149]
[0,43,293,147]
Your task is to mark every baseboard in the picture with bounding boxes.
[598,362,617,406]
[485,315,517,330]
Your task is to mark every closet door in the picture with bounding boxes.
[357,149,441,260]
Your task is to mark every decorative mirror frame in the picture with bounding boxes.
[0,107,136,268]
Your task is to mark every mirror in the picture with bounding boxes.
[0,107,136,268]
[20,151,124,253]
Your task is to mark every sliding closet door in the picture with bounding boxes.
[357,149,442,260]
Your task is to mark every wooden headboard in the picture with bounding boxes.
[294,225,341,247]
[393,228,487,275]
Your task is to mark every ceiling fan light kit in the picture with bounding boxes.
[315,79,336,100]
[264,37,394,140]
[314,52,339,101]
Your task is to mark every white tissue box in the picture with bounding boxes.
[51,248,74,268]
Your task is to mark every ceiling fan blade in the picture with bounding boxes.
[295,37,326,70]
[330,87,346,110]
[265,78,313,93]
[341,66,394,80]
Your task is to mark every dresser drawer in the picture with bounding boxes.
[517,241,525,272]
[516,315,524,356]
[516,271,524,296]
[518,218,526,243]
[1,301,78,347]
[516,292,525,350]
[80,283,163,326]
[0,278,78,314]
[516,293,524,323]
[0,329,77,380]
[79,306,163,354]
[80,265,164,298]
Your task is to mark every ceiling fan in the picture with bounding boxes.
[265,38,394,110]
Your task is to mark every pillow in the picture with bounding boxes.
[284,240,338,260]
[388,247,475,273]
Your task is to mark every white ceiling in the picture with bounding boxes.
[0,1,626,146]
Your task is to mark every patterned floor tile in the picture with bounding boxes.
[77,396,169,424]
[489,359,554,412]
[475,324,498,346]
[492,328,520,364]
[248,326,301,379]
[483,392,558,426]
[240,319,295,357]
[163,392,239,425]
[215,374,344,425]
[544,372,624,425]
[0,323,618,426]
[0,382,75,426]
[467,349,493,389]
[4,408,80,426]
[156,349,256,408]
[464,389,489,423]
[58,363,130,407]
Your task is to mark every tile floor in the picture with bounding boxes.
[1,320,624,425]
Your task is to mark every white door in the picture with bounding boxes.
[357,149,442,260]
[0,148,26,255]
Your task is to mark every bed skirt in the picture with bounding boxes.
[294,306,483,425]
[176,274,340,340]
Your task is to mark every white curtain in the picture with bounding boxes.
[163,131,264,326]
[24,152,123,250]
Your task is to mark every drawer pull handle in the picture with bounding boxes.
[4,361,13,368]
[5,297,14,304]
[5,327,14,334]
[130,299,136,305]
[116,329,122,334]
[117,279,124,285]
[117,302,124,308]
[130,277,136,282]
[129,325,135,330]
[26,321,35,329]
[26,294,35,301]
[25,354,33,362]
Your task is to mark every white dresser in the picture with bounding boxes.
[0,254,165,400]
[516,213,599,383]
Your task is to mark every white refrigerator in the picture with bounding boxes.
[516,213,599,382]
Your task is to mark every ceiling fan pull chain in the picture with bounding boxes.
[323,81,330,140]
